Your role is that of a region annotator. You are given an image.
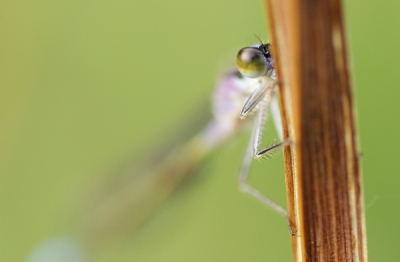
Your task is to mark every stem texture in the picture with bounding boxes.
[264,0,367,261]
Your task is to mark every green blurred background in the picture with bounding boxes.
[1,1,399,261]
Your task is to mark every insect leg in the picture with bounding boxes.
[255,92,292,158]
[270,93,283,141]
[237,93,294,235]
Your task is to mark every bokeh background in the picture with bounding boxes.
[1,1,399,261]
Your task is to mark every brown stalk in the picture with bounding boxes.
[264,0,367,261]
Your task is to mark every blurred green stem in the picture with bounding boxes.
[77,135,212,255]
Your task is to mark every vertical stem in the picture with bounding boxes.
[264,0,367,261]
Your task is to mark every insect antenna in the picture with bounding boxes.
[253,34,264,45]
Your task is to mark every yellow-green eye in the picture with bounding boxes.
[236,47,267,78]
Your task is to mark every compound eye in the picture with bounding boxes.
[236,47,267,78]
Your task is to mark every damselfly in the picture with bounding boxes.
[26,43,292,262]
[235,43,293,234]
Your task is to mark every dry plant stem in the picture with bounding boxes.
[264,0,367,261]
